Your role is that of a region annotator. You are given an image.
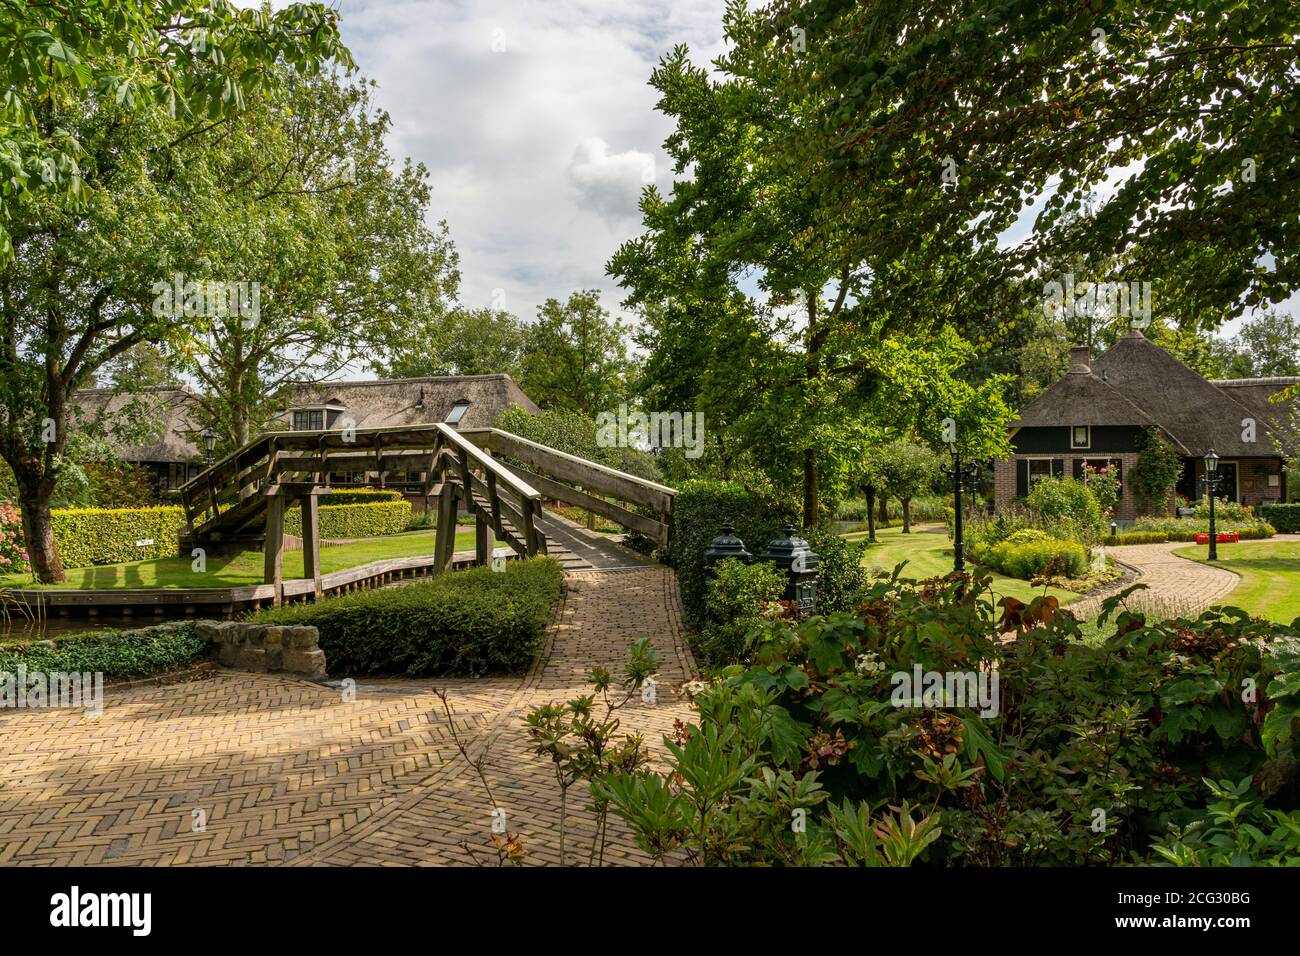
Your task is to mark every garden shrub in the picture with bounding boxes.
[1260,503,1300,533]
[803,526,867,614]
[0,622,208,679]
[596,578,1300,866]
[1134,516,1275,540]
[283,500,412,539]
[1104,530,1171,545]
[987,536,1088,579]
[1191,496,1254,523]
[700,558,786,664]
[319,489,405,505]
[1130,427,1183,514]
[666,480,788,627]
[251,556,564,676]
[1024,476,1103,540]
[1005,528,1050,545]
[50,506,188,569]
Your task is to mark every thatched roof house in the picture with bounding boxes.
[72,374,540,492]
[996,331,1297,519]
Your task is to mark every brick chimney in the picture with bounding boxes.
[1069,344,1091,374]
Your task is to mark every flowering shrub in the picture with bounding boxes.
[0,499,31,574]
[596,573,1300,866]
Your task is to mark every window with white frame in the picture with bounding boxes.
[1070,425,1090,449]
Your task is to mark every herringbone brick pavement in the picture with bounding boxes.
[0,566,697,867]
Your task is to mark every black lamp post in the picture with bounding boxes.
[941,444,982,579]
[1203,449,1222,561]
[201,427,217,467]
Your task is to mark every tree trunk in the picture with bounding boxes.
[865,485,877,542]
[18,493,65,584]
[802,447,818,528]
[878,496,889,526]
[902,498,912,533]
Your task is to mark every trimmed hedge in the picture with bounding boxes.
[319,489,405,505]
[51,506,188,568]
[1260,503,1300,534]
[987,537,1088,579]
[667,480,789,628]
[0,622,208,679]
[283,500,412,539]
[250,556,565,676]
[1103,531,1173,546]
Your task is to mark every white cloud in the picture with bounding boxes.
[324,0,727,324]
[566,137,655,221]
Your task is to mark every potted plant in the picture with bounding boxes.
[1175,494,1195,518]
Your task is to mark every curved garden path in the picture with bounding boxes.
[1068,540,1241,620]
[0,565,697,867]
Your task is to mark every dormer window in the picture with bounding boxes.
[445,400,471,425]
[293,409,324,431]
[1071,425,1091,449]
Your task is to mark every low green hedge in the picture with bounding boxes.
[283,500,412,539]
[1133,516,1275,539]
[987,537,1088,579]
[50,506,188,568]
[1104,531,1172,546]
[319,489,405,505]
[667,480,789,628]
[0,622,208,679]
[1260,503,1300,534]
[250,556,565,676]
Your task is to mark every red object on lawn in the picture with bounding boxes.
[1194,532,1239,545]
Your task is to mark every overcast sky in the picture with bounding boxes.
[239,0,1284,344]
[301,0,730,326]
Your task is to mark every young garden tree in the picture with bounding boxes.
[876,440,942,534]
[0,2,349,583]
[1129,428,1185,515]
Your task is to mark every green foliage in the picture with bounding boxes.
[1151,776,1300,867]
[1134,516,1275,540]
[1024,476,1104,541]
[1260,504,1300,534]
[987,537,1088,580]
[1104,531,1173,546]
[282,500,412,540]
[613,577,1300,866]
[318,489,405,505]
[1130,428,1185,514]
[518,290,634,415]
[0,622,207,679]
[875,440,943,531]
[35,506,188,570]
[701,559,786,664]
[251,557,564,676]
[1081,463,1120,517]
[0,498,26,572]
[494,404,660,483]
[1192,495,1254,523]
[802,526,867,615]
[666,480,789,628]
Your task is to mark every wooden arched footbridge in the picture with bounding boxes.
[177,422,676,603]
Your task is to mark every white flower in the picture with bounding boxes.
[855,652,886,677]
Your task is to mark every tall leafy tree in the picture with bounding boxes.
[520,290,633,415]
[171,70,460,450]
[0,2,349,583]
[376,308,527,381]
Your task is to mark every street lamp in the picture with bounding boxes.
[941,442,982,583]
[1203,449,1221,561]
[201,427,217,467]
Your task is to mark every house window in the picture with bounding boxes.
[1028,459,1054,486]
[1070,425,1091,449]
[293,409,324,431]
[445,400,471,425]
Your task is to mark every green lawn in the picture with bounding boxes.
[0,530,484,590]
[847,524,1078,609]
[1172,540,1300,624]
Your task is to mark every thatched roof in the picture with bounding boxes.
[283,374,539,431]
[1211,376,1300,449]
[71,374,540,464]
[1013,331,1295,457]
[70,386,202,463]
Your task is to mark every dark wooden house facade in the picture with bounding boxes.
[995,331,1296,519]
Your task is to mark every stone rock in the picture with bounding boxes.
[235,646,268,672]
[263,626,285,647]
[241,624,267,647]
[207,621,243,645]
[284,626,319,650]
[282,648,326,678]
[217,642,241,667]
[194,621,220,642]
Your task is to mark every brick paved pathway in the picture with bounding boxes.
[1068,540,1241,620]
[0,566,696,867]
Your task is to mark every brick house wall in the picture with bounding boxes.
[994,452,1143,520]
